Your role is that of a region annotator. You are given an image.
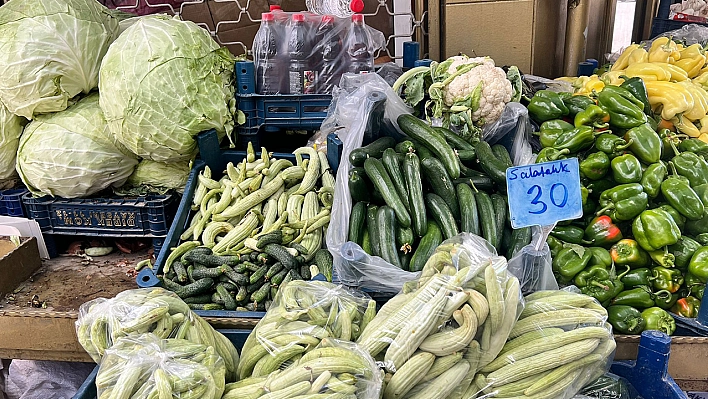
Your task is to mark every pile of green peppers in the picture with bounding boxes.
[530,79,708,336]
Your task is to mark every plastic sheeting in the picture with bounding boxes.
[1,360,94,399]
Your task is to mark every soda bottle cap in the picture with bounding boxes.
[350,1,364,14]
[351,12,364,22]
[322,15,335,23]
[269,5,281,11]
[292,13,305,22]
[262,12,275,21]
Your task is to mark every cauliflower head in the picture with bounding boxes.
[445,55,495,75]
[443,63,513,125]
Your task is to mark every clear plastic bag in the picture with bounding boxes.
[471,289,617,399]
[236,280,376,380]
[75,287,240,382]
[96,333,225,399]
[651,22,708,44]
[355,233,524,399]
[574,372,644,399]
[226,338,382,399]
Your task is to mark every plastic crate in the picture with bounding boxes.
[0,188,28,217]
[650,17,708,38]
[235,61,331,150]
[71,329,251,399]
[22,193,178,257]
[136,130,319,319]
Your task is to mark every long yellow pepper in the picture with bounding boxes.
[648,37,681,64]
[672,115,701,138]
[625,63,671,81]
[645,81,694,120]
[601,71,626,86]
[675,44,707,78]
[627,47,649,65]
[678,80,708,121]
[612,44,641,71]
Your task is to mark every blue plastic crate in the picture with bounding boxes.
[0,188,28,217]
[72,329,251,399]
[22,193,177,257]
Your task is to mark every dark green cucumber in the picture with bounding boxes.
[398,114,460,179]
[382,148,412,213]
[395,140,416,154]
[242,261,261,272]
[250,264,269,284]
[314,249,333,282]
[376,206,402,268]
[256,231,283,249]
[173,261,188,283]
[349,136,397,167]
[366,205,381,256]
[457,150,477,163]
[415,142,434,160]
[491,144,513,168]
[475,191,497,248]
[239,254,251,263]
[348,201,367,246]
[217,279,238,291]
[183,294,212,304]
[175,278,214,299]
[348,167,371,203]
[251,282,270,303]
[421,157,460,220]
[249,252,260,262]
[456,183,479,235]
[235,286,248,302]
[364,157,411,228]
[191,266,224,279]
[263,244,298,269]
[452,176,495,192]
[288,243,309,257]
[184,252,240,267]
[189,303,225,311]
[161,276,183,292]
[216,284,237,310]
[289,269,303,281]
[247,279,264,294]
[257,253,270,264]
[403,152,428,237]
[474,141,508,185]
[410,221,443,272]
[501,227,513,256]
[434,126,475,151]
[211,292,225,305]
[362,229,372,255]
[271,269,289,285]
[509,227,532,257]
[400,253,412,271]
[300,265,312,280]
[395,225,415,252]
[491,194,507,250]
[425,193,459,240]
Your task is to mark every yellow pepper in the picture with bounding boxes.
[628,47,649,65]
[625,62,672,81]
[672,115,701,137]
[645,81,695,120]
[677,43,686,51]
[648,37,681,64]
[675,44,707,78]
[655,62,690,82]
[576,75,605,96]
[601,71,626,86]
[700,115,708,135]
[612,44,641,71]
[678,80,708,120]
[694,72,708,91]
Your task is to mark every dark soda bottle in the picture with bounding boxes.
[254,12,280,94]
[315,15,341,93]
[346,14,373,74]
[287,13,316,94]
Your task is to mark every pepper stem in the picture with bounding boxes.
[669,136,681,156]
[668,161,679,176]
[654,289,672,300]
[590,280,610,291]
[616,138,633,150]
[617,264,631,280]
[595,204,615,217]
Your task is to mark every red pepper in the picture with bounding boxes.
[671,296,700,318]
[584,215,623,246]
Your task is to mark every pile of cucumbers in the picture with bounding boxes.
[346,114,532,272]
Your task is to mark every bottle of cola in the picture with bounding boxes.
[254,12,280,94]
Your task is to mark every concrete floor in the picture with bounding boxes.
[612,0,637,54]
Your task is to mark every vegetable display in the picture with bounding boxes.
[0,0,122,119]
[161,144,334,310]
[346,114,530,271]
[530,80,708,335]
[16,93,139,198]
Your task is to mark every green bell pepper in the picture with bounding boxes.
[536,147,570,163]
[597,85,648,129]
[678,138,708,159]
[595,133,632,158]
[611,153,643,184]
[552,126,597,153]
[580,274,622,304]
[585,215,623,246]
[696,233,708,246]
[671,296,700,318]
[671,151,708,187]
[597,183,648,221]
[632,209,681,252]
[620,76,652,115]
[684,211,708,236]
[657,204,686,231]
[610,239,651,269]
[688,246,708,283]
[669,236,701,271]
[586,177,616,198]
[660,178,705,220]
[619,267,654,288]
[553,244,592,279]
[538,120,574,148]
[611,286,656,308]
[575,264,610,287]
[608,305,646,334]
[640,162,667,198]
[652,266,684,293]
[691,183,708,206]
[649,248,676,268]
[654,290,680,310]
[563,94,596,116]
[575,104,610,128]
[641,307,676,335]
[659,129,681,161]
[547,235,565,258]
[588,246,613,268]
[685,272,706,299]
[528,90,569,122]
[580,152,611,181]
[550,225,591,245]
[624,123,663,164]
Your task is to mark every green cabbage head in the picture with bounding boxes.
[0,0,122,119]
[16,93,138,198]
[0,103,28,184]
[99,15,236,163]
[125,159,191,193]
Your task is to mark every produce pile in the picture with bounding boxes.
[527,78,707,335]
[346,113,531,272]
[159,144,335,311]
[0,0,239,198]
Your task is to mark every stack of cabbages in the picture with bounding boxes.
[0,0,239,197]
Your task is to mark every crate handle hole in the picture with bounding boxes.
[241,68,247,74]
[303,106,327,113]
[268,106,296,113]
[142,275,152,282]
[242,85,248,91]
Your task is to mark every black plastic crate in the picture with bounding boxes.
[650,17,708,38]
[22,193,177,257]
[0,188,28,217]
